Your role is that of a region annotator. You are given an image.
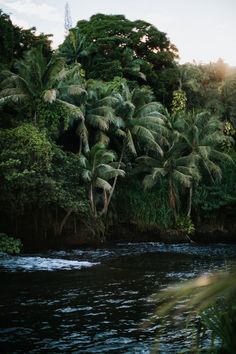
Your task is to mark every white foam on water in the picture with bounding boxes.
[0,254,99,272]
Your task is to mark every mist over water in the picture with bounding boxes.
[1,242,236,353]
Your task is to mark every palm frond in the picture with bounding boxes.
[95,131,110,145]
[173,170,192,188]
[131,125,163,156]
[98,164,125,180]
[143,170,162,190]
[0,94,28,105]
[125,129,136,155]
[95,177,112,191]
[82,169,92,182]
[135,102,164,117]
[136,155,160,167]
[86,114,109,131]
[43,89,57,103]
[67,85,87,98]
[57,99,84,120]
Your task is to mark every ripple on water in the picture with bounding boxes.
[0,243,236,354]
[0,254,100,272]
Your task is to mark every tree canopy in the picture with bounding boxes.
[66,14,179,106]
[0,9,52,70]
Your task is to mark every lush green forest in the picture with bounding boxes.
[1,11,236,250]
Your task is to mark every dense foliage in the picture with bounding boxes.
[72,14,179,106]
[0,10,52,70]
[0,233,22,254]
[0,9,235,247]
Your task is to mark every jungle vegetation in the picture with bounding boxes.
[0,10,236,247]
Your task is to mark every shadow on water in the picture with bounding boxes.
[0,242,236,353]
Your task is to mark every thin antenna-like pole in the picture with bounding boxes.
[64,2,72,35]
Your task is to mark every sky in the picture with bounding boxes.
[0,0,236,66]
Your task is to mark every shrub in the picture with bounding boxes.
[0,233,22,254]
[176,215,195,236]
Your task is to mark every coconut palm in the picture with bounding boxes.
[58,79,118,156]
[83,80,117,145]
[56,63,89,151]
[79,143,125,217]
[105,83,166,211]
[58,27,92,65]
[181,111,233,216]
[136,136,200,221]
[72,80,118,155]
[0,47,84,125]
[114,84,165,157]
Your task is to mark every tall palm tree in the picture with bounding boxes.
[70,80,118,156]
[79,143,125,217]
[83,80,117,145]
[137,140,199,221]
[0,47,84,125]
[58,79,118,157]
[114,84,165,156]
[106,83,166,211]
[182,111,233,216]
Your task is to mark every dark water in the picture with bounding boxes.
[0,242,236,353]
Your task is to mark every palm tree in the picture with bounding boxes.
[58,27,91,65]
[121,47,147,82]
[137,140,199,221]
[69,80,118,156]
[79,143,125,217]
[106,83,166,211]
[114,84,165,156]
[83,80,117,145]
[182,111,233,216]
[0,47,84,125]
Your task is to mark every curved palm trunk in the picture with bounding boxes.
[89,183,97,218]
[187,186,193,217]
[105,143,125,215]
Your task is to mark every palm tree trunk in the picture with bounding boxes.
[106,143,125,215]
[100,189,108,216]
[187,186,193,217]
[89,184,97,217]
[168,176,177,221]
[78,139,82,156]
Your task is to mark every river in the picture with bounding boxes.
[0,242,236,353]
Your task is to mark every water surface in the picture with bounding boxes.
[1,242,236,353]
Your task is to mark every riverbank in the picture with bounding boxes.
[1,211,236,253]
[19,222,236,253]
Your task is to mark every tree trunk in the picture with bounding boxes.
[59,209,73,235]
[106,143,125,215]
[89,184,97,217]
[100,189,108,216]
[187,186,193,217]
[78,138,82,156]
[169,176,177,221]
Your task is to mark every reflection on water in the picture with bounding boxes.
[0,242,236,353]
